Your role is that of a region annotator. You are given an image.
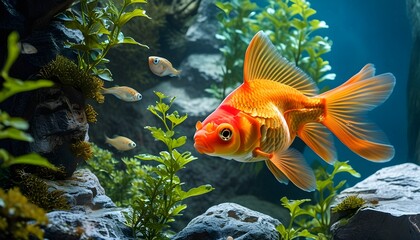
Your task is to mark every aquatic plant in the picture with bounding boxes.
[0,32,56,170]
[127,92,214,239]
[59,0,150,81]
[251,0,335,84]
[86,144,134,206]
[211,0,334,99]
[207,0,257,99]
[331,195,366,214]
[71,140,93,161]
[15,170,70,212]
[84,104,98,123]
[0,187,48,240]
[276,161,360,239]
[39,55,105,103]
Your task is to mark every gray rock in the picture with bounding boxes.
[330,163,420,240]
[44,169,133,240]
[172,202,281,240]
[185,0,221,53]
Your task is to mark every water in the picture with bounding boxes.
[309,0,412,183]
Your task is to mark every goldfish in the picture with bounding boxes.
[193,31,395,192]
[101,86,142,102]
[105,135,136,151]
[148,56,181,77]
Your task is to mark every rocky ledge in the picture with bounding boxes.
[44,168,133,240]
[331,163,420,240]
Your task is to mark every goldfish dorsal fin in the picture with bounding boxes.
[244,31,318,96]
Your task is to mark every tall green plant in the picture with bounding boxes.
[59,0,150,81]
[211,0,334,100]
[252,0,335,84]
[276,161,360,239]
[207,0,257,99]
[123,92,214,239]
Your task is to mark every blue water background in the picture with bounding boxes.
[300,0,412,185]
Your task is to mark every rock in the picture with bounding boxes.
[185,0,221,53]
[330,163,420,240]
[172,202,281,240]
[44,168,133,240]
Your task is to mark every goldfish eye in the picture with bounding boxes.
[219,128,232,141]
[130,142,136,148]
[153,57,160,65]
[136,93,142,100]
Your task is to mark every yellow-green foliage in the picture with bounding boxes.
[59,0,150,81]
[85,104,98,123]
[71,140,93,161]
[15,171,70,212]
[0,32,56,170]
[332,195,366,213]
[277,161,361,240]
[40,55,104,103]
[0,187,48,240]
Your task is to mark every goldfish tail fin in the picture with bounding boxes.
[320,64,395,162]
[266,149,316,192]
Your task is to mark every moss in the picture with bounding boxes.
[71,140,93,161]
[85,104,98,123]
[40,55,105,103]
[15,170,70,212]
[332,195,366,213]
[0,187,48,240]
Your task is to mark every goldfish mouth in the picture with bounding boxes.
[193,135,214,154]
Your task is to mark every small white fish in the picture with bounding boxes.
[105,135,136,151]
[101,86,142,102]
[19,42,38,54]
[148,56,181,77]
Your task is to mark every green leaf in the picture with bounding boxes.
[135,154,164,164]
[332,161,361,178]
[118,9,150,26]
[171,136,186,149]
[126,0,148,5]
[2,31,20,75]
[167,113,188,126]
[181,184,214,199]
[119,36,149,48]
[95,68,113,81]
[1,152,57,170]
[0,78,54,102]
[0,128,33,141]
[171,204,187,216]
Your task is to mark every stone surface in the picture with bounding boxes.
[185,0,221,53]
[330,163,420,240]
[173,202,281,240]
[44,168,133,240]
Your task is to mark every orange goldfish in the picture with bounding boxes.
[193,31,395,191]
[148,56,181,77]
[105,135,136,151]
[101,86,142,102]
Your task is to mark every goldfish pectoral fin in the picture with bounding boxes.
[298,122,337,164]
[265,160,289,185]
[268,149,316,192]
[243,31,318,96]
